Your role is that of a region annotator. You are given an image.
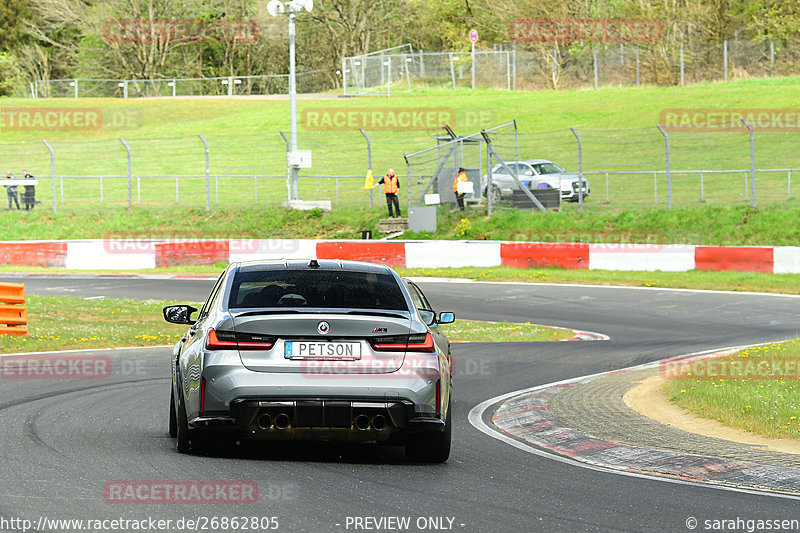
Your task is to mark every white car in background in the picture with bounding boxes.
[481,159,590,204]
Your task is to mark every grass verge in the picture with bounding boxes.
[1,265,798,295]
[440,319,574,342]
[0,295,193,353]
[0,296,572,354]
[1,203,799,244]
[397,267,800,295]
[663,340,800,440]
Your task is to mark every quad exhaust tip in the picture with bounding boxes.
[256,413,273,430]
[353,414,371,431]
[274,413,291,430]
[371,415,387,431]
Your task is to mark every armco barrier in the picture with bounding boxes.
[0,239,797,275]
[0,282,28,336]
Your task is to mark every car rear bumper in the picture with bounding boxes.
[189,397,445,442]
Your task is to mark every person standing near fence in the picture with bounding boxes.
[453,167,468,211]
[22,170,35,211]
[5,172,19,210]
[376,168,401,218]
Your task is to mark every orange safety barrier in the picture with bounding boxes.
[0,283,28,336]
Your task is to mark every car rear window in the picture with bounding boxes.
[228,269,408,310]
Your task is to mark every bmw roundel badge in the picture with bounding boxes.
[317,321,330,334]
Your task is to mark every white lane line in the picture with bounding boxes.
[468,342,800,501]
[83,295,105,300]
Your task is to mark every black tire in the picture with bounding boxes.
[175,390,195,454]
[405,404,452,463]
[168,388,177,438]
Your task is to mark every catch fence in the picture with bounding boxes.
[2,123,799,213]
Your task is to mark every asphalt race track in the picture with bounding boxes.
[1,276,799,532]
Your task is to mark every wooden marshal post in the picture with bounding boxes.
[0,283,28,336]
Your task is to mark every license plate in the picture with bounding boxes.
[285,341,362,360]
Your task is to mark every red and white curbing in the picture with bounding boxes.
[0,239,799,273]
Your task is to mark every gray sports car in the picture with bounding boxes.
[163,259,455,462]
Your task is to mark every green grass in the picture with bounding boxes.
[0,264,795,296]
[0,296,572,353]
[664,339,800,440]
[0,203,798,245]
[0,295,194,352]
[440,319,573,342]
[396,267,800,295]
[2,77,800,210]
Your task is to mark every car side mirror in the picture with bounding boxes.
[418,309,436,326]
[437,312,455,324]
[163,305,198,325]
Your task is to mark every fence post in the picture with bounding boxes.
[120,137,132,207]
[449,53,456,91]
[700,172,704,201]
[605,172,610,203]
[41,140,56,213]
[471,42,476,90]
[280,131,291,203]
[593,48,598,90]
[741,118,756,207]
[636,46,640,87]
[723,40,728,82]
[653,172,657,204]
[405,159,411,217]
[342,57,347,95]
[656,125,672,208]
[404,54,411,91]
[487,141,494,216]
[198,134,210,210]
[512,43,517,91]
[552,46,558,89]
[770,39,775,78]
[788,170,792,200]
[570,128,584,212]
[360,129,373,209]
[513,119,519,163]
[73,79,78,98]
[680,43,685,86]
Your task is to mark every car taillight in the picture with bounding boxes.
[371,334,409,352]
[205,329,274,350]
[206,329,237,350]
[406,332,435,353]
[236,333,275,350]
[372,332,435,353]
